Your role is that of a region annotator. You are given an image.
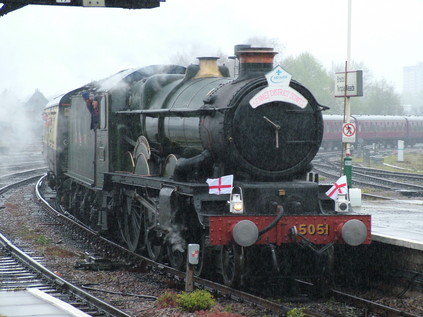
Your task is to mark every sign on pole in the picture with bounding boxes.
[342,122,356,143]
[335,70,363,97]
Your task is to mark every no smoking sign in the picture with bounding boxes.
[342,123,356,143]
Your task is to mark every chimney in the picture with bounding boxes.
[235,45,277,79]
[194,57,223,78]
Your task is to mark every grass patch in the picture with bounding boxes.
[35,235,50,246]
[44,246,76,257]
[383,152,423,172]
[17,228,51,247]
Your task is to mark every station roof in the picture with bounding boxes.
[0,0,164,16]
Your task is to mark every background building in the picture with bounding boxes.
[403,63,423,114]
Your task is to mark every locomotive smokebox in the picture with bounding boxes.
[235,45,278,79]
[194,45,324,181]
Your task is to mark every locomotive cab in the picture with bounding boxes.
[66,93,111,188]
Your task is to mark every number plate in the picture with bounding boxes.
[298,224,329,235]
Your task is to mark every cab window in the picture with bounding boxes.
[100,97,107,129]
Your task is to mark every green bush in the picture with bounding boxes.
[176,289,216,312]
[287,308,304,317]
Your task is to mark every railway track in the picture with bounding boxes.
[0,174,132,317]
[313,159,423,194]
[0,241,50,291]
[313,162,393,191]
[0,143,45,174]
[354,165,423,183]
[0,167,47,189]
[0,142,47,188]
[0,231,131,317]
[351,168,423,193]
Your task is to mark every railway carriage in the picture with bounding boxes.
[322,114,423,150]
[43,45,371,287]
[354,115,407,148]
[406,116,423,146]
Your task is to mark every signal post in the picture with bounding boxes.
[335,70,363,188]
[334,0,363,189]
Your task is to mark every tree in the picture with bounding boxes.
[282,52,336,110]
[355,79,403,115]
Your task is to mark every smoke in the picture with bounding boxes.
[165,224,186,253]
[0,89,47,153]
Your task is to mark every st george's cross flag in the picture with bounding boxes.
[326,175,348,200]
[206,175,233,195]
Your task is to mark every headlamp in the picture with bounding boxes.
[229,187,244,214]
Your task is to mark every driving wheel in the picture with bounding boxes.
[221,244,244,288]
[119,195,145,252]
[144,210,162,261]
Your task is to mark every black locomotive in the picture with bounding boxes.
[43,45,371,287]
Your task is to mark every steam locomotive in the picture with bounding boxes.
[43,45,371,287]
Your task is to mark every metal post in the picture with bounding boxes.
[344,154,352,188]
[185,244,199,292]
[344,0,353,187]
[185,261,194,292]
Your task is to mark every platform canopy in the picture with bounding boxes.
[0,0,164,16]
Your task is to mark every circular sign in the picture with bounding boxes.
[342,123,356,137]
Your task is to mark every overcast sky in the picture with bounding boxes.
[1,0,422,101]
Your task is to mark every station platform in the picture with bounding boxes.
[355,198,423,251]
[0,288,90,317]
